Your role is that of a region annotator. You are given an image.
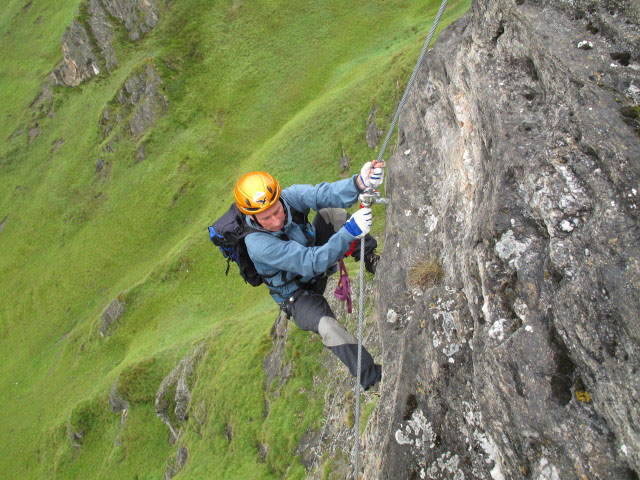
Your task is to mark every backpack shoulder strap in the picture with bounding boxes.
[289,206,309,226]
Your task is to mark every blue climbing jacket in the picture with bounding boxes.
[244,175,362,304]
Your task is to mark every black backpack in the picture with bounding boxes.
[208,202,310,287]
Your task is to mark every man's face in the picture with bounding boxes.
[254,200,285,232]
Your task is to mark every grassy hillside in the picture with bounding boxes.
[0,0,469,478]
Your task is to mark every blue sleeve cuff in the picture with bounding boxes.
[353,174,365,193]
[344,216,361,237]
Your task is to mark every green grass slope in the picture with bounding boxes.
[0,0,469,478]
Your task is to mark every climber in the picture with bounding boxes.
[234,165,384,390]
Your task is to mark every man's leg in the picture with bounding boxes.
[291,292,381,389]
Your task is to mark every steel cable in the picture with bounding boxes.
[352,1,449,478]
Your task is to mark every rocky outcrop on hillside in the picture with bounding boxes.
[52,19,102,87]
[154,343,207,478]
[108,379,130,446]
[52,0,164,86]
[101,0,161,41]
[19,0,167,153]
[351,0,640,479]
[100,295,126,336]
[99,61,169,142]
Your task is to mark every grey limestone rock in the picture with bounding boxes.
[87,0,117,72]
[135,142,147,163]
[339,147,351,173]
[109,379,129,446]
[366,106,382,149]
[27,123,40,143]
[102,0,160,42]
[165,446,188,480]
[154,343,207,443]
[108,379,129,414]
[51,20,101,87]
[357,0,640,479]
[31,82,54,118]
[100,63,168,140]
[95,157,105,173]
[154,344,206,478]
[100,296,125,336]
[262,311,292,402]
[51,138,65,156]
[50,0,163,87]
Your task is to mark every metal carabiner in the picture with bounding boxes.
[359,187,388,207]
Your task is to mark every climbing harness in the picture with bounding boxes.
[352,1,449,478]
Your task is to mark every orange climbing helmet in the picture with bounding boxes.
[234,171,281,215]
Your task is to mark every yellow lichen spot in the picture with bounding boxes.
[420,319,426,329]
[576,390,591,403]
[429,303,436,308]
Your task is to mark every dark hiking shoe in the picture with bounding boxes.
[365,367,382,398]
[364,251,380,274]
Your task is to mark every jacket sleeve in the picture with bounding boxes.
[245,227,357,277]
[282,175,363,213]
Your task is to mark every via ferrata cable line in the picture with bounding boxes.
[352,1,449,478]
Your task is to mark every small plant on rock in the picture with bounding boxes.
[409,258,444,288]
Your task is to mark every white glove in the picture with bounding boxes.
[345,208,372,238]
[359,161,384,188]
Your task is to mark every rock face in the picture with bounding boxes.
[357,0,640,479]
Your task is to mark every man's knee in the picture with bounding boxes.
[318,208,348,233]
[318,316,356,347]
[291,293,334,333]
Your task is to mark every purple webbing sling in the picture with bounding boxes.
[333,259,352,313]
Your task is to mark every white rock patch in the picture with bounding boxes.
[488,318,506,341]
[495,230,530,267]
